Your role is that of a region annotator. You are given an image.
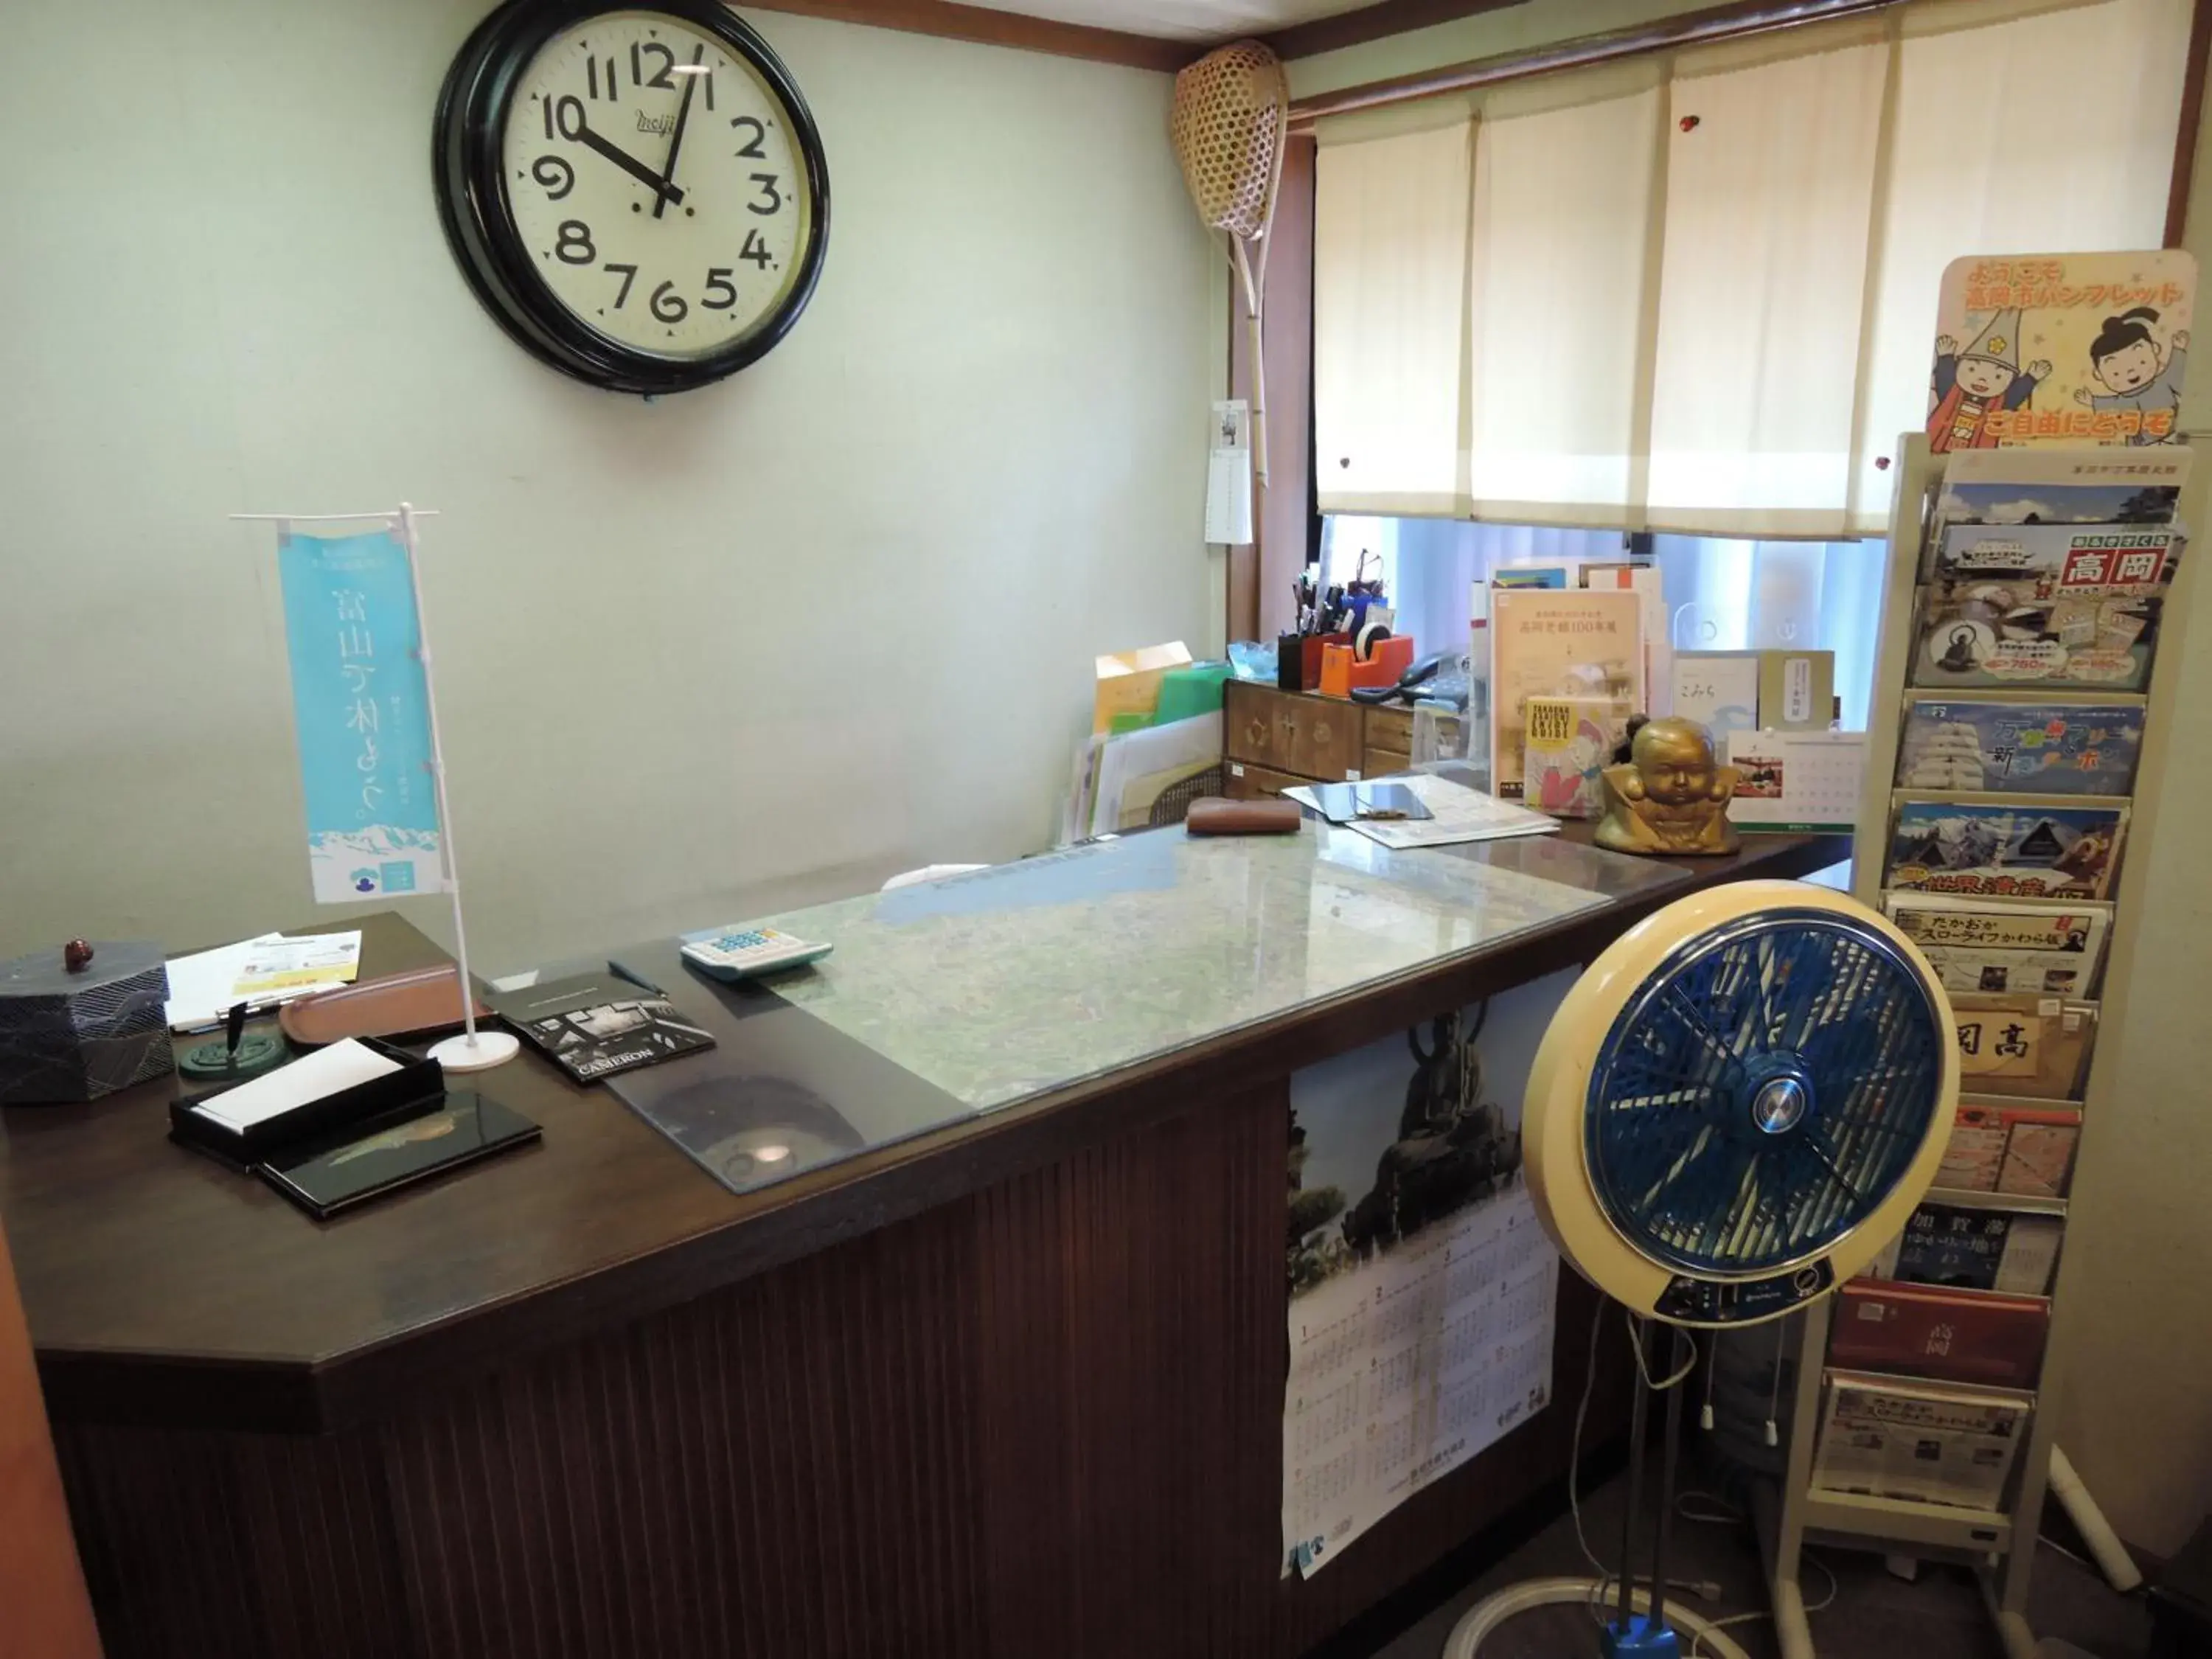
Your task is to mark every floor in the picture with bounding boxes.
[1367,1456,2154,1659]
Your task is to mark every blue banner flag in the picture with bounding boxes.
[276,526,444,902]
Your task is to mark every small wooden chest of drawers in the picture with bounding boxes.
[1221,682,1461,799]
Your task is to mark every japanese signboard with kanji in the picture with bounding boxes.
[276,527,445,903]
[1928,250,2196,452]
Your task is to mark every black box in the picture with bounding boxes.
[168,1040,445,1169]
[0,940,173,1105]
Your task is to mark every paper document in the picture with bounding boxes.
[190,1037,400,1132]
[164,931,363,1030]
[1089,712,1222,838]
[1283,773,1558,851]
[1205,399,1253,544]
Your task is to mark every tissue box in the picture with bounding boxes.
[0,941,174,1105]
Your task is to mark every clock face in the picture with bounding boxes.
[434,0,830,393]
[502,13,810,360]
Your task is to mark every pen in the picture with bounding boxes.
[608,959,667,996]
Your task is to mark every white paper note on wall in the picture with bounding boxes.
[1206,399,1254,545]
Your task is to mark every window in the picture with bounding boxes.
[1312,0,2191,536]
[1320,517,1885,728]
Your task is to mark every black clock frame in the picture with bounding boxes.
[434,0,831,395]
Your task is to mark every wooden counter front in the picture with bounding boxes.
[1,827,1846,1659]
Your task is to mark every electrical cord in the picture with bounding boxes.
[1459,1307,1823,1659]
[1624,1310,1700,1391]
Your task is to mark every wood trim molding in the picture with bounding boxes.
[736,0,1192,72]
[1264,0,1528,62]
[1289,0,1899,122]
[2166,0,2212,246]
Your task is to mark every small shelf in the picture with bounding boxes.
[1804,1487,2015,1554]
[1960,1092,2084,1112]
[1897,687,2147,708]
[1885,788,2135,810]
[1921,1188,2068,1216]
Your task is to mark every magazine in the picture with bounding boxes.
[1896,698,2143,796]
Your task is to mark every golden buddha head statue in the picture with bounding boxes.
[1593,716,1740,857]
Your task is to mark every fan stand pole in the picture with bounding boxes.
[1649,1329,1689,1639]
[1615,1318,1653,1635]
[1603,1321,1692,1659]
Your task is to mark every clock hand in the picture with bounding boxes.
[651,44,707,220]
[574,117,684,208]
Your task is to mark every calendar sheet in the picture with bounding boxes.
[1281,973,1566,1576]
[1727,729,1865,833]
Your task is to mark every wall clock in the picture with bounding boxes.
[435,0,830,395]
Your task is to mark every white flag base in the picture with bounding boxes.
[430,1029,521,1073]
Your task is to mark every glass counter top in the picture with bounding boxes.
[753,822,1680,1115]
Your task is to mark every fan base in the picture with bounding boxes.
[1603,1612,1683,1657]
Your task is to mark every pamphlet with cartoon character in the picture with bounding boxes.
[1929,251,2196,450]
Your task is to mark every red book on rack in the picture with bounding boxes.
[1830,1279,2049,1389]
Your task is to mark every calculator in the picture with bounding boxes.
[678,925,835,982]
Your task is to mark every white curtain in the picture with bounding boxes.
[1312,111,1473,516]
[1645,36,1891,533]
[1467,76,1663,525]
[1847,0,2192,519]
[1312,0,2193,535]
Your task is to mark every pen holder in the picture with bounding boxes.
[1318,644,1354,699]
[1296,633,1351,694]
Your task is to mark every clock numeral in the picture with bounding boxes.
[633,41,676,91]
[544,94,587,142]
[555,220,597,265]
[586,55,619,100]
[531,156,575,201]
[602,262,639,307]
[732,116,768,160]
[650,281,689,324]
[748,173,782,216]
[703,68,716,112]
[738,229,774,270]
[702,268,739,311]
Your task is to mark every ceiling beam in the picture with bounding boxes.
[1263,0,1531,62]
[1290,0,1898,122]
[738,0,1192,72]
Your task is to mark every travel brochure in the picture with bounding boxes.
[1896,699,2142,796]
[1885,801,2126,902]
[1882,893,2111,998]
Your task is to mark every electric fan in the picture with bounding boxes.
[1447,880,1958,1659]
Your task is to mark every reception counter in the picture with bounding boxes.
[1,821,1843,1659]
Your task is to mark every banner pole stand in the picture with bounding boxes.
[233,502,516,1073]
[394,502,517,1074]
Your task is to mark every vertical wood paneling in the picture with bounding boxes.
[53,1071,1623,1659]
[975,1082,1287,1659]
